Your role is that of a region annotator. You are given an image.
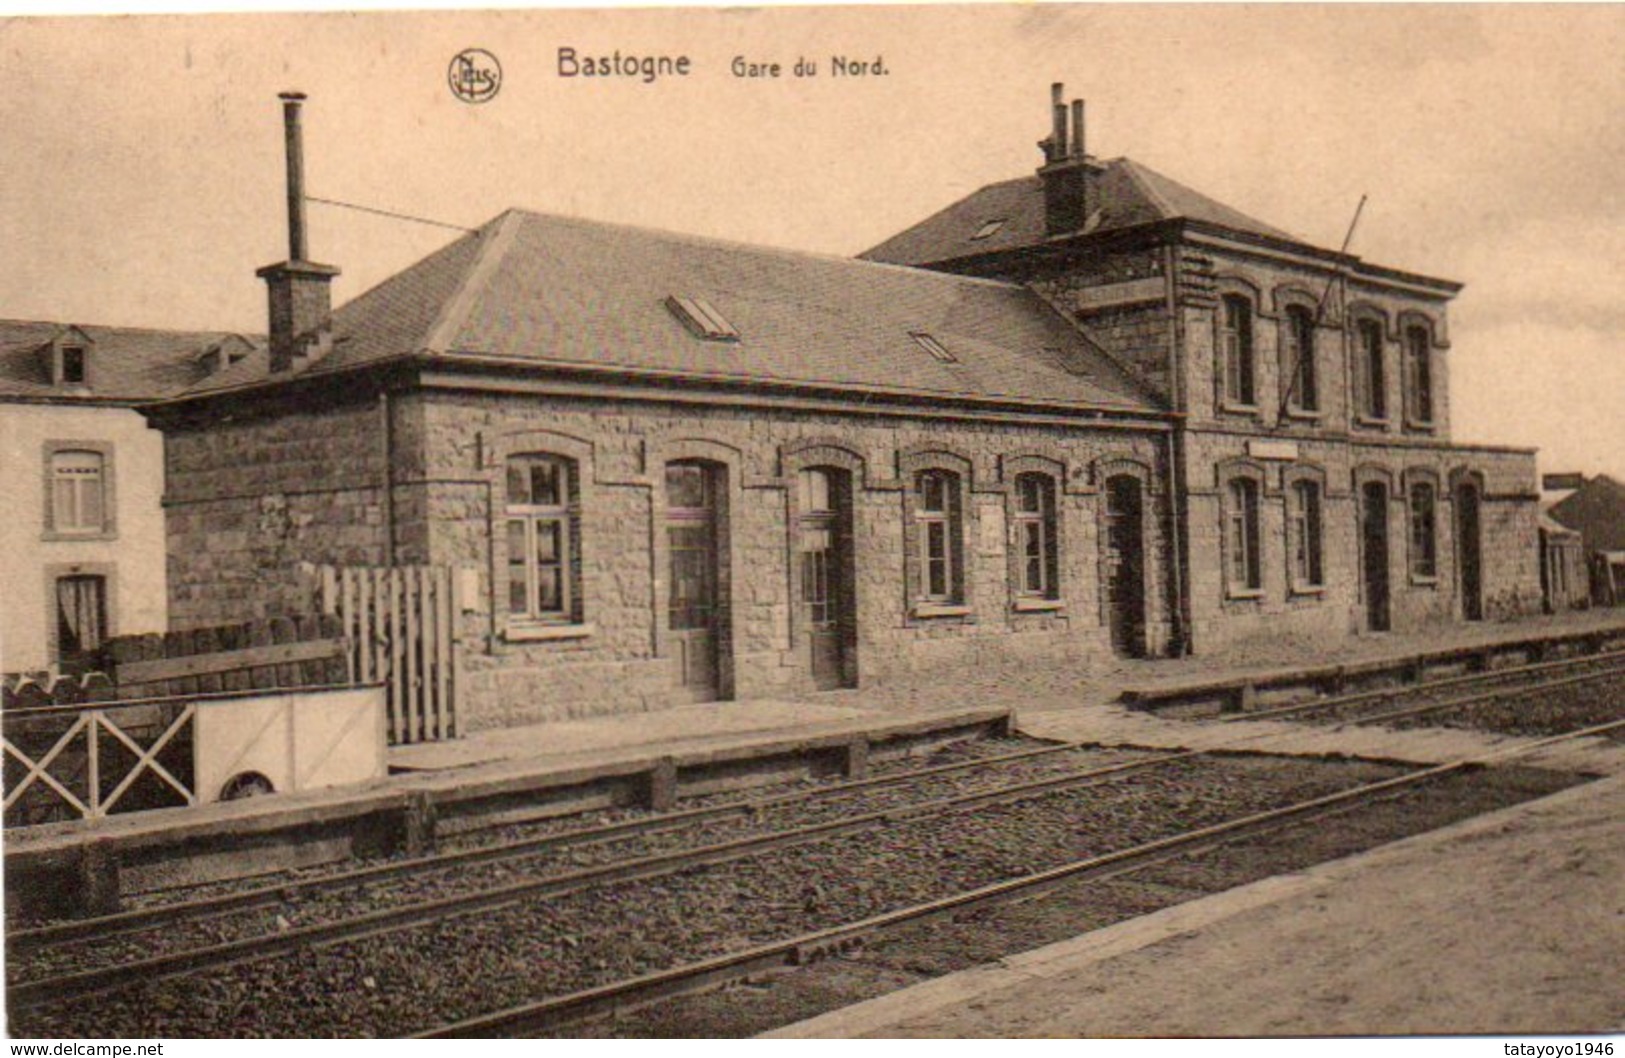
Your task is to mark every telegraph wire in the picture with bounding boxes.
[305,195,479,234]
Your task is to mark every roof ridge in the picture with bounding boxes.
[0,317,245,340]
[500,207,1026,293]
[421,210,523,356]
[1114,157,1179,221]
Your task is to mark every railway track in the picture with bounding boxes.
[9,652,1622,1036]
[1221,648,1625,727]
[3,743,1222,1003]
[420,715,1625,1038]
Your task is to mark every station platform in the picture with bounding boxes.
[770,770,1625,1037]
[387,698,879,773]
[991,608,1625,717]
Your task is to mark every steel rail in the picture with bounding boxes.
[1222,648,1625,723]
[1332,665,1625,730]
[420,715,1625,1038]
[17,644,1620,970]
[4,745,1223,1007]
[21,644,1621,952]
[14,650,1621,1012]
[9,737,1085,951]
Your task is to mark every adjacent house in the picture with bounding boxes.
[139,88,1544,736]
[1547,474,1625,605]
[0,320,257,672]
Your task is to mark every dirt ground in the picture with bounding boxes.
[776,771,1625,1037]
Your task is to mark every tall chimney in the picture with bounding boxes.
[1051,82,1068,161]
[281,91,309,261]
[256,90,340,374]
[1037,83,1103,236]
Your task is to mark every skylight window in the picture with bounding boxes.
[666,295,739,342]
[910,332,957,364]
[970,219,1006,241]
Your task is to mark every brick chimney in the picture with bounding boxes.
[256,91,340,374]
[1037,83,1105,237]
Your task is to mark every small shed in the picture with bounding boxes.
[1538,513,1587,612]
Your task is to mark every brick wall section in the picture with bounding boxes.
[163,397,388,628]
[411,391,1174,730]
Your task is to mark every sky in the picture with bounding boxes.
[2,5,1622,479]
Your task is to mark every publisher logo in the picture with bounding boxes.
[449,48,502,104]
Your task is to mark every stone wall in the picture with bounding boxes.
[163,395,389,629]
[1182,430,1541,655]
[411,390,1174,731]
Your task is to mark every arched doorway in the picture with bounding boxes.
[1104,474,1147,657]
[797,467,857,690]
[666,460,728,702]
[1360,480,1392,632]
[1456,481,1484,621]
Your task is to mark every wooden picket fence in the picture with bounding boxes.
[317,565,458,745]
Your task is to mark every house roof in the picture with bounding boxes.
[184,209,1162,415]
[0,319,260,402]
[1547,474,1625,553]
[860,157,1301,268]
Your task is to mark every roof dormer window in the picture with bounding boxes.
[48,331,94,388]
[60,346,87,385]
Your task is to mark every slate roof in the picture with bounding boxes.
[185,209,1161,415]
[0,319,260,402]
[860,157,1300,268]
[1547,475,1625,553]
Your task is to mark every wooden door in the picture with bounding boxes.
[798,468,855,690]
[667,462,722,702]
[1456,483,1484,621]
[1361,482,1391,632]
[1104,475,1147,657]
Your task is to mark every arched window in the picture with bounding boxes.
[912,469,964,606]
[1409,481,1438,579]
[1357,318,1387,421]
[1282,305,1319,413]
[504,453,581,624]
[1225,476,1262,595]
[1012,472,1059,601]
[51,449,106,534]
[1288,479,1324,589]
[1220,295,1256,406]
[1404,326,1434,425]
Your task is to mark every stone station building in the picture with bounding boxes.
[143,88,1543,734]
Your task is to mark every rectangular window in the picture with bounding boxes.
[909,332,957,364]
[1405,327,1434,425]
[1359,319,1387,420]
[665,296,739,341]
[55,574,107,665]
[914,469,962,605]
[1283,307,1319,413]
[1012,473,1058,599]
[1226,477,1262,593]
[506,454,579,624]
[1409,483,1438,579]
[1289,480,1324,588]
[60,346,87,385]
[50,449,106,534]
[1221,296,1256,406]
